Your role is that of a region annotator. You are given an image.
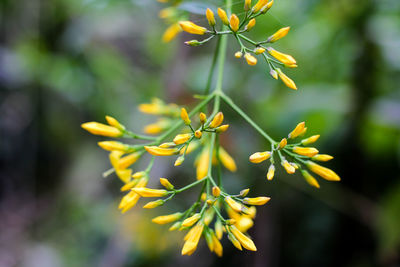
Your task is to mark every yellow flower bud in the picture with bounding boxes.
[243,196,271,205]
[217,8,229,25]
[201,192,207,202]
[182,213,201,227]
[254,47,266,54]
[267,47,296,65]
[234,51,243,58]
[293,146,319,157]
[132,171,146,179]
[98,141,129,152]
[194,130,202,139]
[305,161,340,181]
[216,124,229,133]
[282,160,296,174]
[179,21,207,35]
[143,199,164,209]
[252,0,269,13]
[160,178,174,190]
[225,196,247,213]
[162,23,182,43]
[120,178,138,192]
[261,0,274,13]
[209,112,224,128]
[212,186,221,197]
[270,69,278,79]
[81,122,122,137]
[144,146,179,156]
[218,147,237,172]
[244,53,257,66]
[118,152,141,169]
[244,0,252,10]
[288,121,305,139]
[278,138,287,149]
[105,115,125,130]
[173,133,192,145]
[301,135,320,145]
[229,225,257,251]
[159,142,176,148]
[132,187,168,197]
[174,155,185,166]
[206,8,216,26]
[196,147,209,180]
[115,169,132,184]
[212,233,223,257]
[181,222,204,255]
[267,164,275,180]
[240,188,250,197]
[267,26,290,43]
[228,231,243,250]
[199,112,207,124]
[229,14,239,32]
[215,220,223,240]
[249,151,271,163]
[245,18,256,31]
[152,212,182,224]
[118,178,148,213]
[169,221,181,231]
[301,170,320,188]
[276,68,297,90]
[180,107,191,125]
[312,154,334,162]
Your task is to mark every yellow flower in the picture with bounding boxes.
[249,151,271,163]
[288,121,305,139]
[278,138,287,149]
[244,53,257,66]
[235,51,243,58]
[254,47,266,54]
[144,119,171,135]
[261,0,274,13]
[132,171,146,179]
[132,187,168,197]
[267,47,296,65]
[209,112,224,128]
[229,14,240,32]
[144,146,179,156]
[243,197,271,205]
[229,225,257,251]
[212,186,221,197]
[180,107,191,125]
[81,122,122,137]
[301,134,320,145]
[293,146,319,157]
[173,133,192,145]
[118,178,147,213]
[252,0,269,13]
[305,161,340,181]
[215,220,223,240]
[312,154,334,161]
[244,0,252,11]
[218,147,237,172]
[98,141,129,152]
[282,160,296,174]
[118,152,141,169]
[225,196,246,213]
[216,124,229,133]
[181,213,201,227]
[120,178,139,191]
[195,146,209,180]
[245,18,256,31]
[179,21,207,35]
[181,222,204,255]
[212,233,223,257]
[276,68,297,90]
[204,208,215,225]
[199,112,207,124]
[228,231,243,251]
[105,115,125,130]
[217,8,229,25]
[267,26,290,43]
[301,170,320,188]
[194,130,202,138]
[206,8,216,26]
[143,199,164,209]
[174,156,185,166]
[267,164,275,180]
[152,212,182,224]
[159,178,174,190]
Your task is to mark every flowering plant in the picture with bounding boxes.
[82,0,340,256]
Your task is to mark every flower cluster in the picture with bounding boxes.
[178,0,298,89]
[249,121,340,188]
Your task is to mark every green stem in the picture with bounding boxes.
[124,130,156,141]
[204,36,221,95]
[220,93,276,144]
[175,178,206,193]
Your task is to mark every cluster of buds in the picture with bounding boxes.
[134,177,270,256]
[177,0,298,90]
[249,121,340,188]
[145,108,235,179]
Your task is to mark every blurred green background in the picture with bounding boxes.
[1,0,400,266]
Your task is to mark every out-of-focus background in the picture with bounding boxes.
[1,0,400,266]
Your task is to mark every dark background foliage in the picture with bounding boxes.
[1,0,399,266]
